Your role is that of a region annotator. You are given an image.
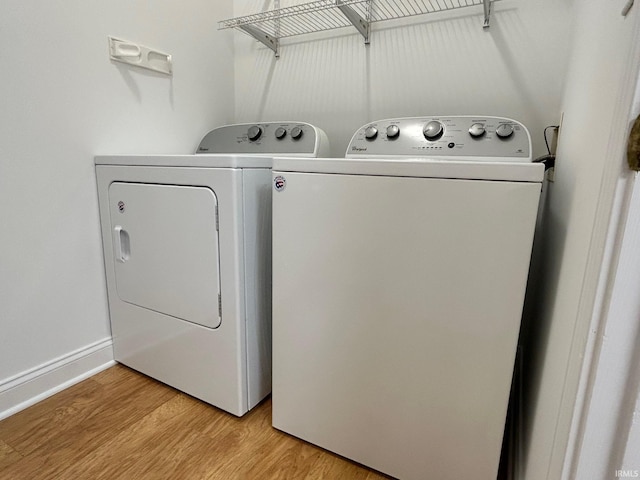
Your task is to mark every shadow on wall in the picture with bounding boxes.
[111,61,175,107]
[514,179,569,479]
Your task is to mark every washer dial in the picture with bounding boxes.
[386,125,400,139]
[469,123,486,138]
[496,124,514,139]
[275,127,287,139]
[423,121,444,141]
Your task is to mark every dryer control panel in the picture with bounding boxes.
[197,122,325,155]
[347,116,531,161]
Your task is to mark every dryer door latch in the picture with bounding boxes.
[114,226,131,263]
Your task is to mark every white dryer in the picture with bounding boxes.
[271,117,543,479]
[96,122,329,416]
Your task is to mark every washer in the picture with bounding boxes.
[96,122,329,417]
[271,116,543,479]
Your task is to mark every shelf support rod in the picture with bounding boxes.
[483,0,492,28]
[239,24,280,57]
[336,0,370,44]
[274,0,281,56]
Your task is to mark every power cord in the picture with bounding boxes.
[534,125,559,170]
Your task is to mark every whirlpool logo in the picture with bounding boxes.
[273,175,286,192]
[351,146,367,152]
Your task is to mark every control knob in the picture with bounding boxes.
[496,124,514,139]
[386,125,400,139]
[275,127,287,139]
[291,126,303,140]
[469,123,486,138]
[365,126,378,140]
[248,125,262,141]
[423,121,444,141]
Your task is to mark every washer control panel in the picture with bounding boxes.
[347,116,531,160]
[197,122,321,155]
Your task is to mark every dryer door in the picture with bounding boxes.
[108,182,221,329]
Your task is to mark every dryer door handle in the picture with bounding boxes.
[114,226,131,263]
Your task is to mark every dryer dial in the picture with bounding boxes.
[365,126,378,140]
[291,126,303,140]
[248,125,263,141]
[275,127,287,139]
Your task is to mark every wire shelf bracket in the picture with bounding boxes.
[336,0,371,44]
[483,0,492,28]
[238,24,280,56]
[220,0,498,57]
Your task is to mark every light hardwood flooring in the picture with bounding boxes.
[0,365,390,480]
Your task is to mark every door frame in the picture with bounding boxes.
[558,10,640,479]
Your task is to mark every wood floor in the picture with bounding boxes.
[0,365,390,480]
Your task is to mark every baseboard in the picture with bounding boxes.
[0,338,115,420]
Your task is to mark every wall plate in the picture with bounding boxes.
[108,36,172,76]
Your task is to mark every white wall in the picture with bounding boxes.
[521,2,640,479]
[0,0,234,415]
[234,0,572,158]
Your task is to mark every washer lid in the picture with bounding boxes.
[272,157,544,183]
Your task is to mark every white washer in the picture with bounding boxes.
[96,122,329,417]
[271,116,543,479]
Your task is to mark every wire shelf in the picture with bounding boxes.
[219,0,496,56]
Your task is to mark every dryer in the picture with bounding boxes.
[271,117,543,479]
[96,122,329,416]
